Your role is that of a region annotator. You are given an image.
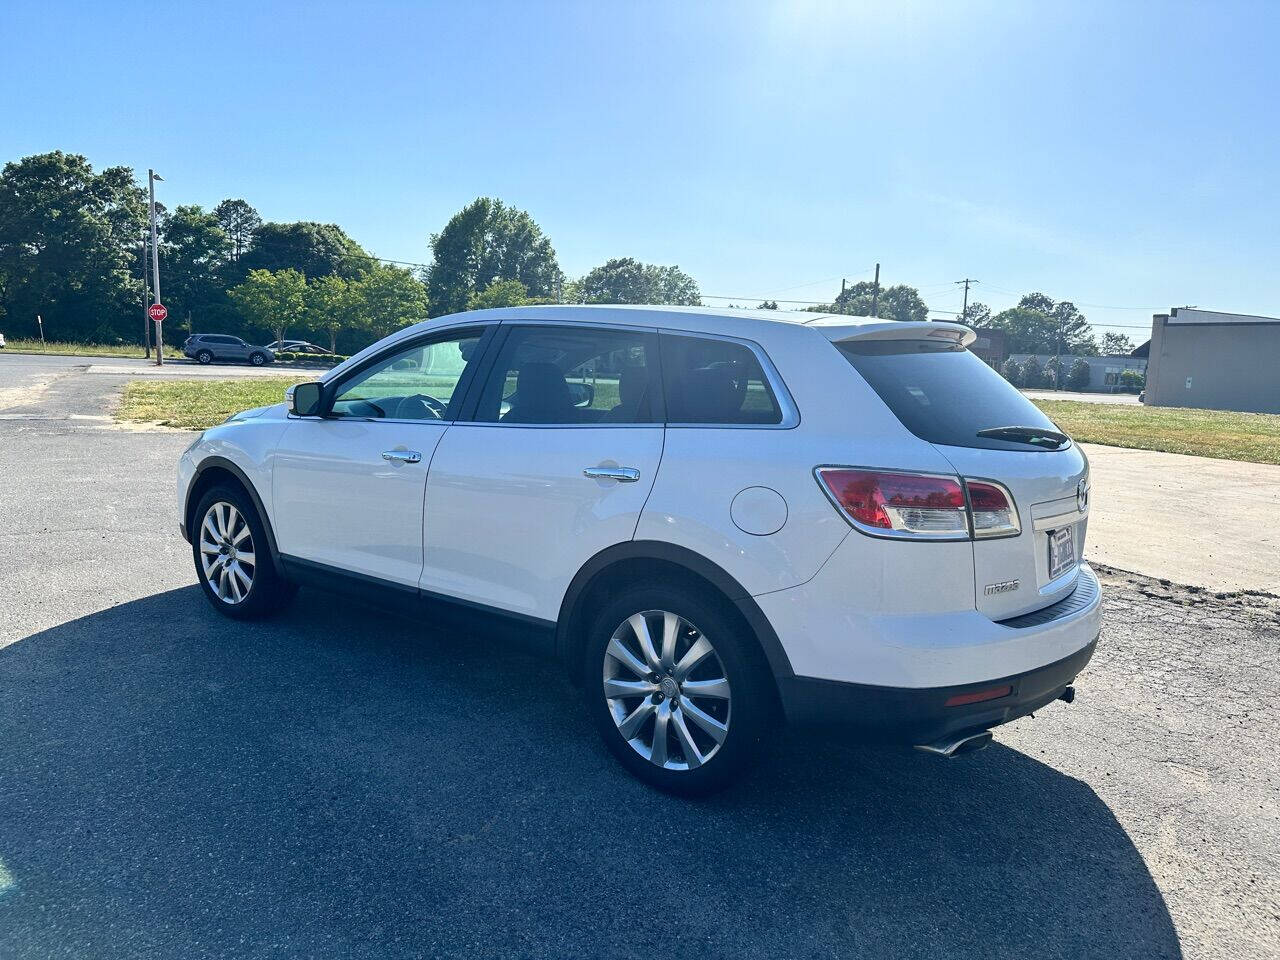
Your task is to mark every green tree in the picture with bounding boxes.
[576,258,701,305]
[228,268,309,345]
[426,197,561,316]
[1044,355,1064,389]
[988,307,1060,355]
[1066,358,1091,390]
[757,300,779,310]
[811,281,928,323]
[305,274,359,353]
[1015,292,1097,355]
[162,205,232,333]
[213,199,261,262]
[1100,331,1135,355]
[1021,356,1044,388]
[468,278,530,310]
[236,221,371,282]
[959,301,992,327]
[1000,357,1024,386]
[354,265,429,339]
[0,151,147,341]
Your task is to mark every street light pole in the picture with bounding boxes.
[148,169,164,366]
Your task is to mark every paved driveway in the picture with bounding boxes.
[1,358,1278,959]
[1024,389,1141,405]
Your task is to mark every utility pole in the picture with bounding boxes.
[142,237,151,358]
[870,263,880,318]
[955,278,978,324]
[148,169,164,365]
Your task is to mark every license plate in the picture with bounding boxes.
[1048,527,1076,580]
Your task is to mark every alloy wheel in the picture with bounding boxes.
[199,501,256,604]
[603,609,732,770]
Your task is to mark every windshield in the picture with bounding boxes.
[837,340,1067,451]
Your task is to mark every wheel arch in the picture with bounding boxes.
[556,540,795,685]
[184,456,286,578]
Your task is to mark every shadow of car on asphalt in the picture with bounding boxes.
[0,586,1181,960]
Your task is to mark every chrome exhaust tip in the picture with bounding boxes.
[914,730,994,757]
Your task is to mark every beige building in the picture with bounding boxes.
[1145,308,1280,414]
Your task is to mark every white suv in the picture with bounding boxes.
[177,305,1100,793]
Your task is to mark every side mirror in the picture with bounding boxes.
[567,381,595,408]
[290,381,324,417]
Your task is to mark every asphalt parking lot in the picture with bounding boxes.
[2,357,1278,959]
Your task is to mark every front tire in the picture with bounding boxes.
[583,584,777,795]
[249,352,267,366]
[191,484,295,620]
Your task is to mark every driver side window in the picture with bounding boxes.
[330,329,485,421]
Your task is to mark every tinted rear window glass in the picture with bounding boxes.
[661,334,782,425]
[837,340,1065,450]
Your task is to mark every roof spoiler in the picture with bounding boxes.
[802,316,977,348]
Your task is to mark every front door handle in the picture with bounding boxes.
[583,466,640,482]
[382,449,422,464]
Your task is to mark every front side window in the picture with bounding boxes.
[472,326,659,425]
[330,329,485,420]
[661,334,783,425]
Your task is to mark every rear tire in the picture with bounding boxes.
[191,484,296,620]
[196,349,213,364]
[583,584,777,796]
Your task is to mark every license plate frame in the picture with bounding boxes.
[1048,526,1076,580]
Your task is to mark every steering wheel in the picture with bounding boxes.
[396,394,446,420]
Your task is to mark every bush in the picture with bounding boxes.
[1066,358,1091,391]
[1022,357,1044,388]
[1000,358,1023,386]
[1119,368,1146,392]
[1043,365,1059,389]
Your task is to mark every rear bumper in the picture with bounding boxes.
[778,633,1096,742]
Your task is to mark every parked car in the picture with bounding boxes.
[267,339,328,355]
[183,334,274,366]
[0,332,6,348]
[176,305,1101,794]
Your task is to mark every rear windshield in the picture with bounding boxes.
[837,340,1066,451]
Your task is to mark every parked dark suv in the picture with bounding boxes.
[183,335,275,366]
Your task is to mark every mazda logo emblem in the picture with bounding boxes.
[1077,479,1089,512]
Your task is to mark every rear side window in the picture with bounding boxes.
[661,334,782,425]
[837,340,1063,450]
[472,325,659,425]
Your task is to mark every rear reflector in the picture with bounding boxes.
[815,468,967,539]
[944,685,1012,707]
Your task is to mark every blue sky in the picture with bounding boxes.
[5,0,1279,339]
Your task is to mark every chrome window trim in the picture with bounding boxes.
[659,330,800,430]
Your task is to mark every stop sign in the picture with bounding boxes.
[148,303,168,322]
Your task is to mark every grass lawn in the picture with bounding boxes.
[1033,400,1280,465]
[117,377,308,430]
[3,338,149,358]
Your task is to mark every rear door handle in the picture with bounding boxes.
[382,450,422,464]
[583,466,640,482]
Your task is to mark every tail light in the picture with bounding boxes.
[815,468,1021,541]
[816,468,968,539]
[965,480,1020,539]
